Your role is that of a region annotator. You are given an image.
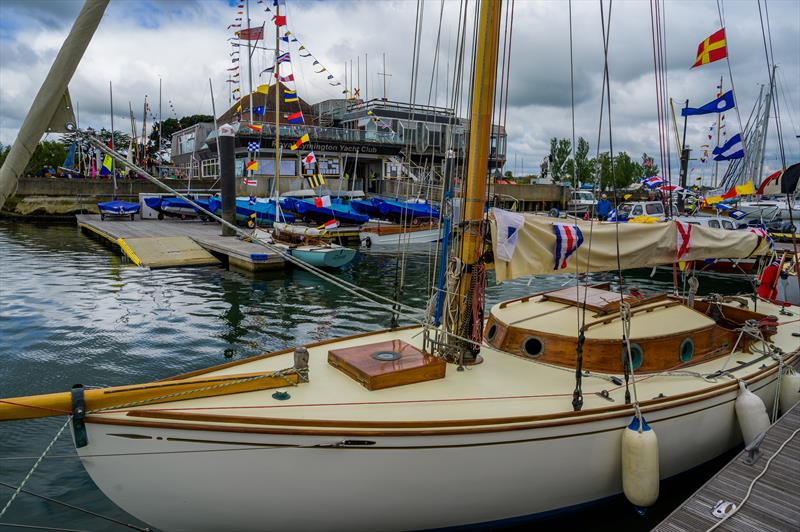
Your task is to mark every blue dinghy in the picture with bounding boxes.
[286,198,369,225]
[97,200,140,220]
[143,197,199,219]
[235,197,295,226]
[377,199,440,222]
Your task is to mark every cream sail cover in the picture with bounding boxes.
[490,210,770,281]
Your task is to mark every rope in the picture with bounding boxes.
[0,417,72,519]
[704,426,800,532]
[0,481,150,531]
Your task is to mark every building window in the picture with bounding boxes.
[385,162,403,178]
[201,158,219,178]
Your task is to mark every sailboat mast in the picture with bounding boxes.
[713,76,722,188]
[274,1,281,197]
[109,81,115,187]
[756,66,776,187]
[451,0,502,352]
[246,0,254,125]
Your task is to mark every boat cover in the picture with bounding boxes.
[489,209,771,281]
[97,200,140,214]
[284,198,368,225]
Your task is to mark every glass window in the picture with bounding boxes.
[708,219,720,228]
[645,203,664,214]
[317,157,340,176]
[632,206,643,216]
[201,158,219,178]
[722,220,734,230]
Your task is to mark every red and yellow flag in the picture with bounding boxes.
[290,134,310,151]
[691,28,727,68]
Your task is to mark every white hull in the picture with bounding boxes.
[359,228,440,247]
[78,373,775,531]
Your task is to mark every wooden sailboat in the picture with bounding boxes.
[1,2,799,531]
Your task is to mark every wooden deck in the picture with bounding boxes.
[655,402,800,532]
[76,215,285,271]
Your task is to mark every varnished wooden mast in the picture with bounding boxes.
[453,0,503,354]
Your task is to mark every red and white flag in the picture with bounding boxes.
[313,195,332,208]
[303,151,316,167]
[675,220,693,260]
[243,178,257,186]
[321,219,339,230]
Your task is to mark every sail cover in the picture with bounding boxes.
[489,209,770,282]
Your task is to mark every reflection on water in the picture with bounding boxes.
[0,221,751,530]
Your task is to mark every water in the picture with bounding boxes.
[0,221,749,531]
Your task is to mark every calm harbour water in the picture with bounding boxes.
[0,221,749,531]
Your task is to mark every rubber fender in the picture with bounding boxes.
[735,380,771,446]
[621,415,659,508]
[780,367,800,415]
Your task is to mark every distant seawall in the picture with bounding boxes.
[1,177,218,218]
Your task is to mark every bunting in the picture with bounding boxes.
[284,89,298,103]
[277,52,291,64]
[256,84,269,94]
[273,15,286,26]
[287,111,304,124]
[290,134,310,151]
[275,73,294,82]
[246,160,259,172]
[307,173,325,188]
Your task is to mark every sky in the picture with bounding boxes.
[0,0,798,185]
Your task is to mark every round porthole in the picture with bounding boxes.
[522,336,544,358]
[486,323,498,341]
[621,343,644,371]
[372,351,401,361]
[679,337,694,363]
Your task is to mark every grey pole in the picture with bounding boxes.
[218,124,237,236]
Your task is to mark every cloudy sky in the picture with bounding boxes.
[0,0,797,184]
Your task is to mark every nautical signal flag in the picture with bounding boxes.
[302,151,316,166]
[290,133,310,151]
[256,84,269,94]
[259,66,274,76]
[287,111,304,124]
[277,52,291,64]
[681,90,735,116]
[313,195,332,208]
[675,221,693,260]
[246,160,259,172]
[275,73,294,82]
[248,124,263,132]
[273,15,286,26]
[320,219,339,230]
[99,155,112,176]
[641,176,663,188]
[307,174,325,188]
[284,89,298,103]
[691,28,727,68]
[254,106,265,116]
[243,178,257,186]
[551,223,584,270]
[238,26,264,40]
[712,133,744,161]
[247,141,260,152]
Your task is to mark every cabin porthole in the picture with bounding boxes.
[372,351,401,362]
[679,338,694,363]
[486,324,498,342]
[621,343,644,371]
[522,336,544,358]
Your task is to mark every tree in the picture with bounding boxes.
[596,151,644,190]
[641,153,659,178]
[503,170,513,179]
[0,143,10,168]
[24,140,67,176]
[573,137,594,184]
[547,137,572,181]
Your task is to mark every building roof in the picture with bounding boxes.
[217,83,315,126]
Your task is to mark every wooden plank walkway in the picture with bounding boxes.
[655,402,800,532]
[76,215,285,271]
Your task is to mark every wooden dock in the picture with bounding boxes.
[76,215,285,271]
[655,402,800,532]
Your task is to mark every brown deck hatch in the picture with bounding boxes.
[542,286,639,313]
[328,340,446,391]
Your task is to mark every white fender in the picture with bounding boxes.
[621,415,659,508]
[779,367,800,415]
[734,380,771,446]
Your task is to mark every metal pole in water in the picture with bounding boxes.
[218,124,236,236]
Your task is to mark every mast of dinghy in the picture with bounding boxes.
[451,0,502,359]
[0,0,109,210]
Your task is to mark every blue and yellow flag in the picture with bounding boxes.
[284,89,298,103]
[99,155,112,176]
[306,174,325,188]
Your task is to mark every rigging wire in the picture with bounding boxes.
[757,0,786,169]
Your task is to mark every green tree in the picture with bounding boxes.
[572,137,594,184]
[0,143,10,168]
[547,137,572,181]
[24,140,67,175]
[503,170,513,179]
[596,151,643,190]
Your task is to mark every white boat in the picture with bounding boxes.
[567,189,596,214]
[359,225,441,247]
[254,228,356,269]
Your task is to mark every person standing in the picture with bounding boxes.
[596,193,611,221]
